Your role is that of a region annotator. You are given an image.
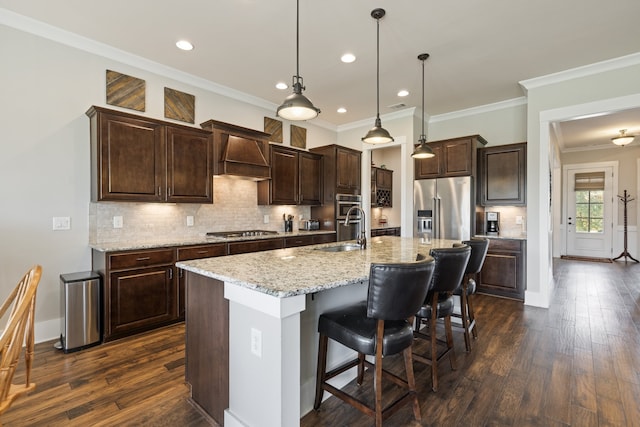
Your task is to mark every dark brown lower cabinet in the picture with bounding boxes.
[92,247,179,342]
[371,227,401,237]
[177,243,227,320]
[477,238,526,301]
[185,273,228,425]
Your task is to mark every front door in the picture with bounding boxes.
[564,164,614,258]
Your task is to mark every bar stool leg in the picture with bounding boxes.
[313,334,328,410]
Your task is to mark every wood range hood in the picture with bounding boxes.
[200,119,271,180]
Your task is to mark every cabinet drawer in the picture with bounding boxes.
[488,239,523,252]
[228,238,284,255]
[109,248,175,270]
[313,233,336,244]
[177,244,227,261]
[284,235,315,248]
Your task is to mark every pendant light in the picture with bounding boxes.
[611,129,635,146]
[411,53,435,159]
[362,8,394,144]
[277,0,320,121]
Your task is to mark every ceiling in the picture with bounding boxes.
[2,0,640,149]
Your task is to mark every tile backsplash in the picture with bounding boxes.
[477,206,527,235]
[89,177,310,245]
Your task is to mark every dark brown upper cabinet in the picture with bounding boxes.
[371,167,393,207]
[257,145,322,205]
[310,145,362,202]
[87,106,213,203]
[414,135,487,179]
[478,142,527,206]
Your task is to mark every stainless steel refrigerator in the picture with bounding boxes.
[414,176,474,240]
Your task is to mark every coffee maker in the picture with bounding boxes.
[486,211,499,234]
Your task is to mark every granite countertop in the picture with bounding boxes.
[177,236,459,298]
[474,232,527,240]
[90,230,336,252]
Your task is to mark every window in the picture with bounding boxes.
[574,172,604,233]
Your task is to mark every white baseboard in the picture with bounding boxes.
[35,317,62,344]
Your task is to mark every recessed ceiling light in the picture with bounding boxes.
[337,107,347,114]
[176,40,194,51]
[341,53,356,63]
[397,89,409,97]
[276,82,288,90]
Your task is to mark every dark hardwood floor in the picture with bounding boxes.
[4,258,640,426]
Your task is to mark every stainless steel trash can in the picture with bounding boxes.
[59,271,102,353]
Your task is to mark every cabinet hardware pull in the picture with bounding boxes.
[158,186,162,196]
[136,257,151,261]
[168,268,173,280]
[197,250,208,254]
[179,269,183,278]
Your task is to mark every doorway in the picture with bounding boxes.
[563,163,616,258]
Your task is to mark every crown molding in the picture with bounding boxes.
[429,97,527,123]
[520,52,640,92]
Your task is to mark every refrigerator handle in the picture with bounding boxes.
[433,197,440,239]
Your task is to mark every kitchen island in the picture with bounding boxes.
[177,236,458,427]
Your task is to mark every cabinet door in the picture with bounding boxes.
[414,144,443,179]
[96,112,164,201]
[442,138,473,176]
[376,168,393,189]
[270,146,299,205]
[336,148,361,191]
[477,239,525,300]
[109,265,176,338]
[479,143,526,206]
[299,152,322,205]
[166,126,213,203]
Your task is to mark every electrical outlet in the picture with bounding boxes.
[113,216,123,228]
[186,215,194,227]
[52,216,71,230]
[251,328,262,358]
[263,214,269,224]
[515,216,523,225]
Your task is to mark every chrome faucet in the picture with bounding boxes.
[344,205,366,249]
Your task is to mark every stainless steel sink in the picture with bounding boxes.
[314,243,363,252]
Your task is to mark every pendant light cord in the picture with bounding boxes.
[376,16,380,120]
[421,57,425,139]
[295,0,300,79]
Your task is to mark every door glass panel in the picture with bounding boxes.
[575,190,604,233]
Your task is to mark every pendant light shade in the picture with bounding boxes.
[412,53,435,159]
[362,8,393,144]
[611,129,635,146]
[277,0,320,121]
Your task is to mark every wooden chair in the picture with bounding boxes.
[413,246,470,392]
[314,257,435,426]
[0,265,42,418]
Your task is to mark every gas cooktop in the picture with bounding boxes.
[206,230,279,239]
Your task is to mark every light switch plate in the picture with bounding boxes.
[263,214,269,224]
[113,216,123,228]
[186,216,194,227]
[52,216,71,230]
[516,216,523,225]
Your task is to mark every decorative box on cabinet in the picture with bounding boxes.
[477,238,526,301]
[478,142,526,206]
[87,106,213,203]
[414,135,487,179]
[91,248,179,342]
[257,145,322,205]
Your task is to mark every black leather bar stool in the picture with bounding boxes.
[313,257,435,426]
[452,238,489,351]
[413,245,470,392]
